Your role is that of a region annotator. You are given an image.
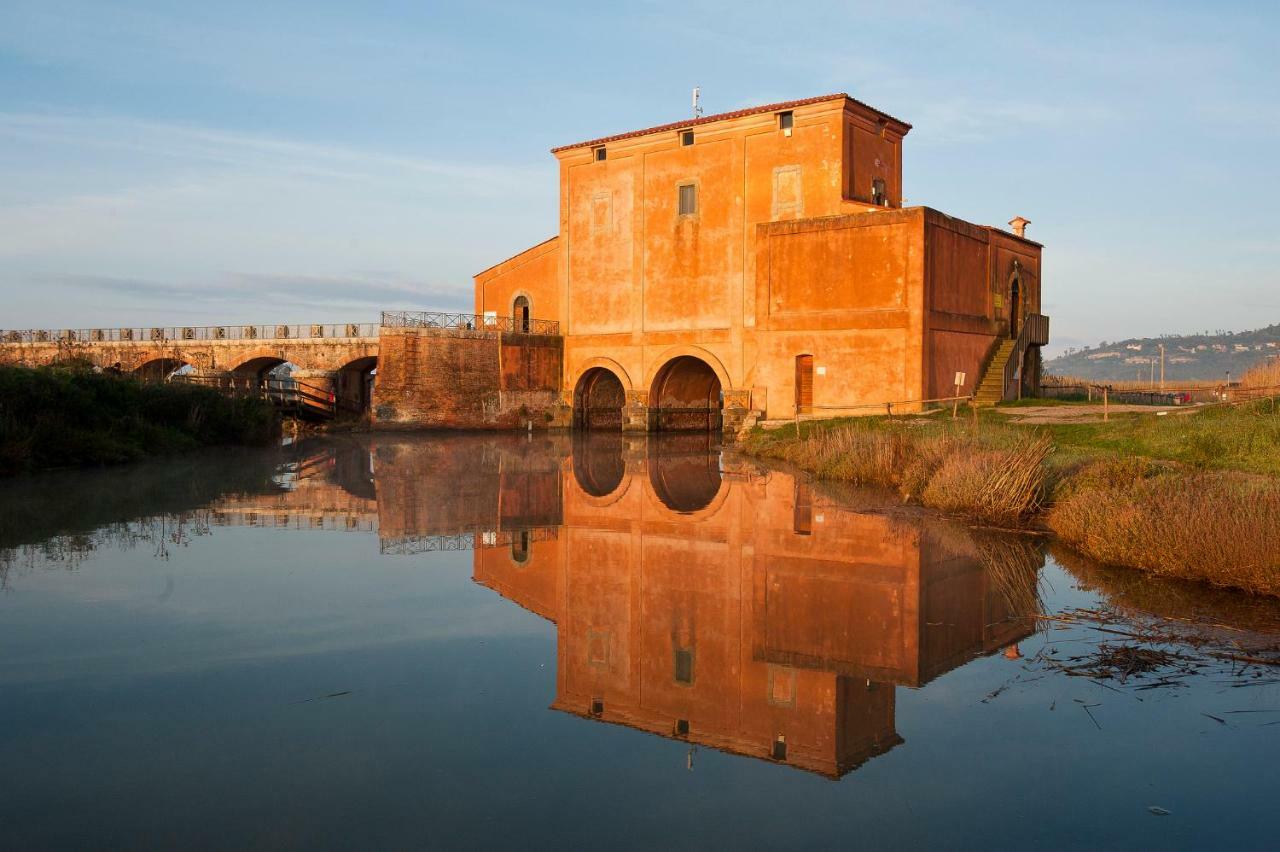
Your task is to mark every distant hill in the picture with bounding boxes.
[1046,323,1280,382]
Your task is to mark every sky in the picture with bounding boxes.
[1,0,1276,354]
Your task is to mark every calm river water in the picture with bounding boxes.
[1,433,1277,849]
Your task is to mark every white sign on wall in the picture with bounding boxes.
[816,366,827,376]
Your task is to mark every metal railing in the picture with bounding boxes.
[0,323,379,345]
[1001,313,1050,401]
[379,526,560,555]
[380,310,560,336]
[174,375,337,418]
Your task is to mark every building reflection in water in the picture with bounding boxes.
[1,432,1041,779]
[467,433,1043,779]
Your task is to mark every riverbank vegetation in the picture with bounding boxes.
[742,399,1280,595]
[0,363,279,476]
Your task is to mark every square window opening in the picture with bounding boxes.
[678,183,697,216]
[594,146,607,162]
[778,111,794,133]
[680,130,694,146]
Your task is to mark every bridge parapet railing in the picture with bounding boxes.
[0,323,379,345]
[381,310,560,336]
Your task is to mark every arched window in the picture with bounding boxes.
[510,529,530,565]
[871,178,887,206]
[512,295,531,333]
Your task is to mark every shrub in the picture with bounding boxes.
[0,365,279,476]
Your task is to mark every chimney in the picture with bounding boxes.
[1008,216,1030,238]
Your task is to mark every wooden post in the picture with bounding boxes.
[1103,387,1109,422]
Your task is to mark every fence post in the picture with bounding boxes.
[1103,387,1109,422]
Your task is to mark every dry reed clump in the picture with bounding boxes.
[767,426,911,487]
[1051,455,1161,501]
[1242,358,1280,388]
[1048,472,1280,596]
[920,438,1051,528]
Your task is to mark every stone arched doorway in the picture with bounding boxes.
[573,367,625,430]
[1009,276,1021,339]
[513,295,531,333]
[650,355,723,431]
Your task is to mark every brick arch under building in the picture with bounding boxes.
[648,354,724,432]
[573,365,627,430]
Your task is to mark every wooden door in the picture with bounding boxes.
[795,354,814,414]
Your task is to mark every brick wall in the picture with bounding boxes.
[373,327,563,430]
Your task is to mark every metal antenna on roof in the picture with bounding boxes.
[692,87,703,118]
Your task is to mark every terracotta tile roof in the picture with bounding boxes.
[551,93,911,154]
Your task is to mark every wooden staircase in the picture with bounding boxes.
[972,313,1052,407]
[973,338,1017,407]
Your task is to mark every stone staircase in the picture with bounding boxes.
[973,338,1017,407]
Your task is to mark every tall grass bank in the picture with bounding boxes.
[0,364,279,476]
[742,402,1280,596]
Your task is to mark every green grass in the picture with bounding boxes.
[762,399,1280,477]
[0,363,280,476]
[743,398,1280,594]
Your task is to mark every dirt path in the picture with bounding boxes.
[995,403,1198,424]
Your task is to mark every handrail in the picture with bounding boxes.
[1002,313,1049,401]
[381,310,560,336]
[0,323,378,344]
[173,374,336,417]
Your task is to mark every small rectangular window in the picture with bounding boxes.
[778,111,794,131]
[593,146,606,161]
[678,183,697,216]
[680,129,694,146]
[674,648,694,685]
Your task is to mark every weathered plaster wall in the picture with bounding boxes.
[752,209,926,415]
[474,236,561,326]
[922,209,1044,399]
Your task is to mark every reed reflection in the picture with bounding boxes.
[473,434,1043,778]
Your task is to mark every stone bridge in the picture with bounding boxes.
[1,311,568,424]
[0,322,381,409]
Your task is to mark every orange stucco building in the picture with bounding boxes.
[475,93,1048,431]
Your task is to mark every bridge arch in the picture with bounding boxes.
[336,355,378,414]
[648,348,726,432]
[230,353,291,378]
[133,357,191,383]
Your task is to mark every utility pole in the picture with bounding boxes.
[1159,343,1165,389]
